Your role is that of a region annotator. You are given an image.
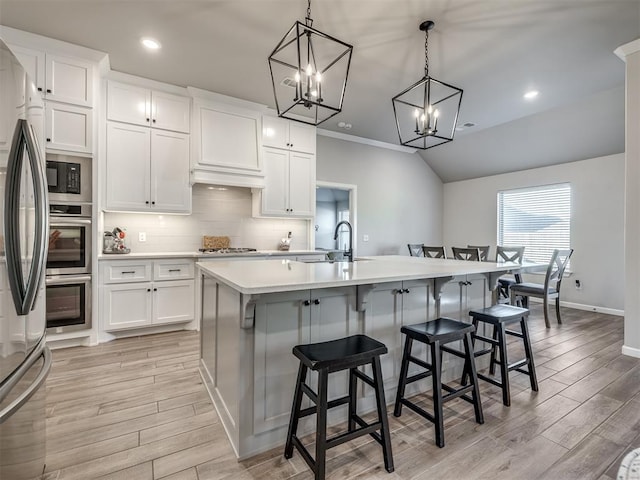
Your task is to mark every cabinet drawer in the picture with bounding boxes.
[103,261,152,283]
[154,260,194,280]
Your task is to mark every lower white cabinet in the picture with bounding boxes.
[101,258,195,332]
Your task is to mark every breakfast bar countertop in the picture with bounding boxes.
[196,255,533,295]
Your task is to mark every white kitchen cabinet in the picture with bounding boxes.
[101,258,195,332]
[362,280,433,398]
[45,102,92,154]
[262,115,316,154]
[105,121,191,213]
[107,81,190,133]
[258,146,315,217]
[192,99,262,182]
[10,46,93,107]
[252,287,357,434]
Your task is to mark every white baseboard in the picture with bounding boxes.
[622,345,640,358]
[527,297,624,316]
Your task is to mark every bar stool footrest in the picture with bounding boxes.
[399,398,435,423]
[508,358,529,371]
[477,372,503,388]
[505,329,524,338]
[297,394,350,418]
[326,421,382,450]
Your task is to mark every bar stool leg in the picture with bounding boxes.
[348,367,357,432]
[284,364,307,459]
[497,323,511,406]
[431,341,445,448]
[394,337,413,417]
[489,324,499,375]
[315,369,329,480]
[371,356,394,473]
[461,317,479,386]
[463,332,484,424]
[520,316,539,392]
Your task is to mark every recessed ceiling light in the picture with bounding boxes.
[141,38,161,50]
[337,121,352,130]
[524,90,539,100]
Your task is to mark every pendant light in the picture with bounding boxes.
[392,21,463,149]
[268,0,353,126]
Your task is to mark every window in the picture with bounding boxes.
[497,183,571,265]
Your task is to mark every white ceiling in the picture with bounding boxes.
[0,0,637,182]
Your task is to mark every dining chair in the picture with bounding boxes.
[422,246,446,259]
[509,248,573,328]
[495,246,525,304]
[467,245,490,261]
[407,244,424,257]
[451,247,481,261]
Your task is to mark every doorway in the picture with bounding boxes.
[314,181,357,256]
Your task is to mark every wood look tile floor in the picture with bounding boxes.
[42,305,640,479]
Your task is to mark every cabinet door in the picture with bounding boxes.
[107,81,151,127]
[45,102,92,154]
[288,122,316,154]
[261,147,289,215]
[261,115,289,149]
[402,279,432,390]
[464,274,489,317]
[103,283,152,331]
[253,290,311,434]
[288,151,314,217]
[8,45,45,94]
[197,103,261,172]
[150,129,191,213]
[105,122,151,211]
[153,279,195,325]
[45,54,92,107]
[152,91,190,133]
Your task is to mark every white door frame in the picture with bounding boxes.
[311,181,358,257]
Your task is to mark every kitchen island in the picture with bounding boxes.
[197,256,527,459]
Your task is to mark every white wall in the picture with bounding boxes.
[443,153,625,311]
[316,135,444,256]
[103,185,309,252]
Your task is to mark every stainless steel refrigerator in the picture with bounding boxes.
[0,39,52,479]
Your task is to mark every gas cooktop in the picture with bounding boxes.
[198,248,258,254]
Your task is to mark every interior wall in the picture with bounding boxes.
[316,135,444,256]
[443,153,625,311]
[103,185,309,252]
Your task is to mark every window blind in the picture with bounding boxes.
[497,183,571,266]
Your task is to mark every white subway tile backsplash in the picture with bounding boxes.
[104,185,310,253]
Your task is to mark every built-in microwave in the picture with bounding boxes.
[46,153,92,203]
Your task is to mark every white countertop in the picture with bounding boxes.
[98,250,324,260]
[196,256,531,294]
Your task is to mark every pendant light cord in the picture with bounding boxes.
[424,28,429,77]
[305,0,313,27]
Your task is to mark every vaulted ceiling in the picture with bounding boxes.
[1,0,637,182]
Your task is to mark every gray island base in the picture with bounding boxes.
[197,256,529,459]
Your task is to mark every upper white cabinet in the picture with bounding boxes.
[10,46,93,107]
[45,102,92,154]
[107,81,190,133]
[105,121,191,213]
[259,147,315,217]
[262,116,315,154]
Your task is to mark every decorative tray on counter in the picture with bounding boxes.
[103,248,131,254]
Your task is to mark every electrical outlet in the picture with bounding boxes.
[575,279,582,290]
[139,232,146,242]
[363,234,369,242]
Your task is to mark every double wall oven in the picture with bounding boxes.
[46,154,92,333]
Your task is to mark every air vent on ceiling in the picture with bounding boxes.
[456,121,477,131]
[281,77,297,88]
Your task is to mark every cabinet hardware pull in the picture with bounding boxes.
[146,118,150,122]
[147,288,151,292]
[46,89,51,93]
[314,299,320,305]
[168,269,181,272]
[122,271,135,274]
[37,87,43,92]
[404,288,410,293]
[153,119,156,123]
[145,201,149,204]
[303,300,310,306]
[152,201,155,205]
[397,289,403,295]
[46,138,51,142]
[154,288,157,291]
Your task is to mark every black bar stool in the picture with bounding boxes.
[394,318,484,448]
[284,335,394,480]
[462,304,538,406]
